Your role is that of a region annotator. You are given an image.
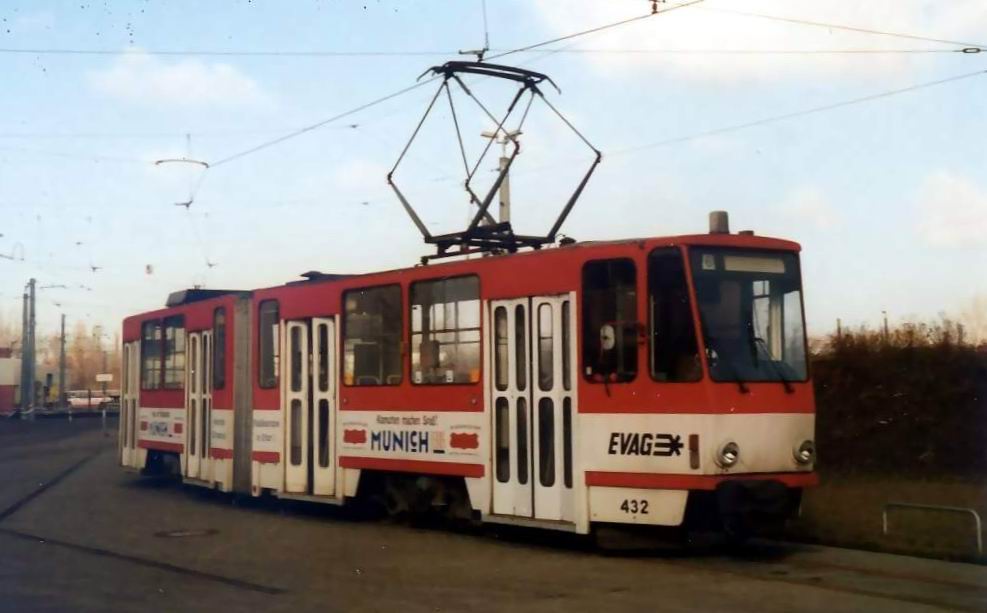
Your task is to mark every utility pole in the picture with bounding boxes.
[19,279,36,419]
[28,278,36,412]
[19,287,29,415]
[58,313,66,410]
[481,129,520,224]
[101,342,108,435]
[93,326,109,436]
[497,153,511,224]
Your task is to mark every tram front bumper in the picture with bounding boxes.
[714,479,802,537]
[682,477,805,537]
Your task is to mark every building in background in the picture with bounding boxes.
[0,348,20,415]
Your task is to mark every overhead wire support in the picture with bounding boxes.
[482,0,491,50]
[460,0,491,61]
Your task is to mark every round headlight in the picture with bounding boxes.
[794,440,815,465]
[717,441,740,468]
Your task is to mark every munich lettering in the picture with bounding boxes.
[608,432,683,457]
[370,430,430,453]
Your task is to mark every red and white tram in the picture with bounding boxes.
[120,213,817,539]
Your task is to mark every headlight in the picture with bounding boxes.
[794,440,815,465]
[716,441,740,468]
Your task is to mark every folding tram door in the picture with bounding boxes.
[184,331,212,481]
[490,294,576,522]
[120,341,140,467]
[283,317,337,496]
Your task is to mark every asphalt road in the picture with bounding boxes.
[1,418,984,612]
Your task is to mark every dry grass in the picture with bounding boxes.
[792,475,987,562]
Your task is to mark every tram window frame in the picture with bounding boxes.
[213,307,226,390]
[140,319,162,390]
[494,306,509,392]
[258,300,280,389]
[409,275,481,386]
[343,284,403,387]
[581,258,639,383]
[648,248,702,383]
[537,303,554,391]
[162,315,186,390]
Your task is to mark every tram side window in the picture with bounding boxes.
[410,276,480,385]
[141,320,162,390]
[258,300,279,389]
[582,259,638,382]
[162,315,186,389]
[649,249,701,382]
[213,308,226,390]
[344,285,402,386]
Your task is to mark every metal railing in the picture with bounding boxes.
[882,501,983,556]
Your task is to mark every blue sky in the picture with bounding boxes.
[1,0,986,340]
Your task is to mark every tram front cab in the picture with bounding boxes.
[581,228,816,539]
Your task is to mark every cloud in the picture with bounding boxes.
[915,172,987,247]
[779,187,840,231]
[530,0,987,82]
[88,51,269,108]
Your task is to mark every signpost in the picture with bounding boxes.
[96,373,112,436]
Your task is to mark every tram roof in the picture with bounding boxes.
[123,231,801,337]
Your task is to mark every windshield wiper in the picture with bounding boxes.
[752,336,795,394]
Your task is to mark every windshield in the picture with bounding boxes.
[690,248,808,383]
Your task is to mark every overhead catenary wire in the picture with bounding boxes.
[441,65,987,185]
[610,67,987,156]
[700,5,987,51]
[486,0,703,62]
[0,124,362,140]
[208,0,703,168]
[0,145,152,164]
[0,47,461,57]
[209,80,438,167]
[509,47,982,55]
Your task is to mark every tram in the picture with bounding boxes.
[119,211,816,538]
[120,61,815,540]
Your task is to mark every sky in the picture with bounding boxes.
[1,0,986,341]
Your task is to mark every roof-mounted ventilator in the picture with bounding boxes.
[387,61,601,263]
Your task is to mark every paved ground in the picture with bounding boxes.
[1,419,985,612]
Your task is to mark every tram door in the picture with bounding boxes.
[311,318,337,496]
[283,318,337,495]
[120,341,140,467]
[490,295,575,521]
[185,331,213,480]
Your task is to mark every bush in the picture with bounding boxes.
[812,320,987,480]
